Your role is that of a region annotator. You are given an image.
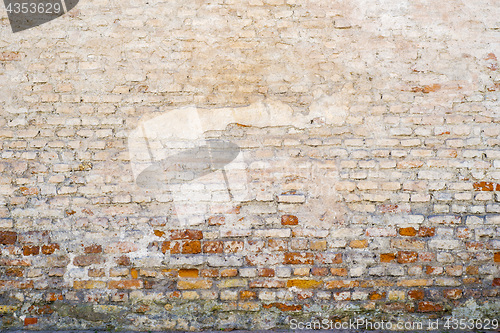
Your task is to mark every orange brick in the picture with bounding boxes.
[286,279,322,289]
[178,269,199,278]
[221,269,238,277]
[399,227,417,236]
[41,244,59,255]
[153,230,165,237]
[23,245,39,256]
[177,280,212,290]
[284,252,315,265]
[495,252,500,263]
[380,253,396,262]
[281,215,298,225]
[108,279,143,289]
[330,268,348,276]
[263,303,302,311]
[349,240,368,248]
[258,268,275,277]
[181,240,201,254]
[425,266,443,275]
[240,290,256,300]
[369,291,386,300]
[131,268,138,279]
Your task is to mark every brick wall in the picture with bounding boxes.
[0,0,499,330]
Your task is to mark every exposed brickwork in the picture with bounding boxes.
[0,0,498,330]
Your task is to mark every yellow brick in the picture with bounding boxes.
[286,279,323,289]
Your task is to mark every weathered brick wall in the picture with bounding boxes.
[0,0,499,330]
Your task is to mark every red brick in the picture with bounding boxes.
[108,279,143,289]
[493,278,500,286]
[315,252,342,264]
[73,254,104,266]
[116,255,131,266]
[408,289,424,300]
[41,244,59,255]
[258,268,275,277]
[418,301,443,312]
[330,268,348,276]
[399,227,417,236]
[84,244,102,254]
[23,245,39,256]
[203,241,223,253]
[284,252,315,265]
[417,227,435,237]
[24,318,37,326]
[0,259,31,266]
[443,289,462,299]
[0,231,17,245]
[397,251,418,264]
[281,215,298,225]
[311,267,329,276]
[6,268,24,277]
[170,229,203,240]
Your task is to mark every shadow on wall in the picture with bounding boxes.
[128,96,350,227]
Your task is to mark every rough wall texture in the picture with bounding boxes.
[0,0,499,330]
